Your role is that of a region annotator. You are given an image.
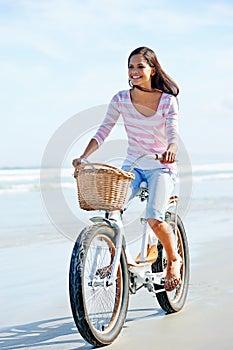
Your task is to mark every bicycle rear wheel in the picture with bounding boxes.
[153,211,190,313]
[69,223,129,347]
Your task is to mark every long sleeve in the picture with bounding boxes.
[165,96,179,145]
[92,90,179,171]
[93,95,121,146]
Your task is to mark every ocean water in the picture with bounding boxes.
[0,156,233,250]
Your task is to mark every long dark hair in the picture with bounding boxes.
[128,46,179,96]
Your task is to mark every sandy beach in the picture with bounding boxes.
[0,212,233,350]
[0,161,233,349]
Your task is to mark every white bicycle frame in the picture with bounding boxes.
[86,154,179,293]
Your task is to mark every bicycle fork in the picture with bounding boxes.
[90,212,124,286]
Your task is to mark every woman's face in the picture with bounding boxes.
[128,54,155,89]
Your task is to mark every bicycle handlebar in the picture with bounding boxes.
[127,154,163,172]
[78,153,164,173]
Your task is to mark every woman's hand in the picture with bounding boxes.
[161,143,178,164]
[72,139,99,167]
[72,157,83,167]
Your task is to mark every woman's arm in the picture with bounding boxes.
[72,138,98,167]
[72,93,121,167]
[162,96,179,164]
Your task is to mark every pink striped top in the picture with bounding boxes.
[93,90,178,171]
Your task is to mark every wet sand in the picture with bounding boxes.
[0,221,233,350]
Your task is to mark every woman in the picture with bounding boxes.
[73,46,180,291]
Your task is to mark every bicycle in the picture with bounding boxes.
[69,154,190,347]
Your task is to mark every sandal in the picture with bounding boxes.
[164,256,182,292]
[96,264,112,278]
[164,276,181,292]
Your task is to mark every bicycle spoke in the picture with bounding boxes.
[83,235,121,332]
[69,224,129,346]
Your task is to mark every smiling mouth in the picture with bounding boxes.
[131,75,142,80]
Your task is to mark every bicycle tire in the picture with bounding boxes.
[152,211,190,313]
[69,223,129,347]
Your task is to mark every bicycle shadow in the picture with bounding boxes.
[0,308,165,349]
[0,317,90,350]
[125,307,165,324]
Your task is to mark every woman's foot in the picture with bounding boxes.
[164,256,182,292]
[96,264,112,278]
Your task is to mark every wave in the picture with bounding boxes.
[190,162,233,183]
[0,169,40,182]
[192,163,233,172]
[192,172,233,182]
[0,168,75,194]
[0,163,232,194]
[0,184,40,194]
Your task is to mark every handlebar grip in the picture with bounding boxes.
[155,154,165,161]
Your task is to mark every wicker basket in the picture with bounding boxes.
[74,163,135,211]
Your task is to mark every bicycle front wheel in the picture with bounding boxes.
[69,223,129,347]
[153,211,190,313]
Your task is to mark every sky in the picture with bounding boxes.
[0,0,233,167]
